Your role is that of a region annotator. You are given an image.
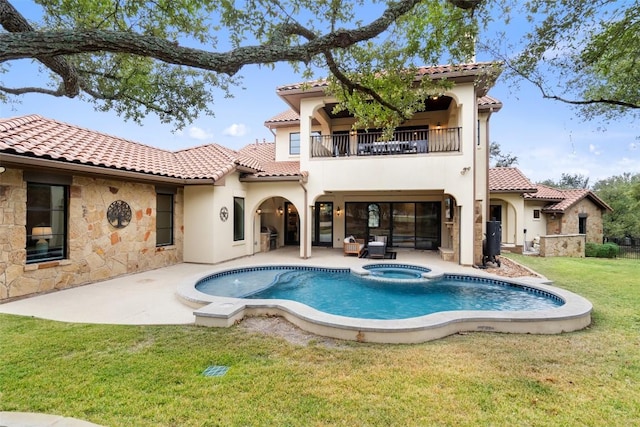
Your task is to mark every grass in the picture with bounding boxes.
[1,255,639,426]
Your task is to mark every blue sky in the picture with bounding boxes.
[1,1,638,185]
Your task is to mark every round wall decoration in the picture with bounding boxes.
[219,206,229,222]
[107,200,132,228]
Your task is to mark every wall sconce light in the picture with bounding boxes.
[32,226,53,254]
[277,206,284,216]
[0,166,5,174]
[256,208,262,215]
[436,122,441,129]
[335,206,342,216]
[460,166,471,175]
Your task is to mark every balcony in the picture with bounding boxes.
[310,128,461,158]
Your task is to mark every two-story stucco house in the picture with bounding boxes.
[0,62,502,301]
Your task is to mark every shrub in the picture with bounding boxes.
[586,242,620,258]
[599,242,620,258]
[585,242,599,257]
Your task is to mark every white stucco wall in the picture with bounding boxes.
[183,175,251,264]
[524,201,550,243]
[293,84,482,265]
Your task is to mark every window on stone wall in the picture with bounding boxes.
[234,197,245,241]
[26,183,68,264]
[579,214,587,235]
[156,193,174,246]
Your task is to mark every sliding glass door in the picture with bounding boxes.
[313,202,333,246]
[345,201,441,249]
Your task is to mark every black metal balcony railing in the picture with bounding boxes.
[310,128,461,158]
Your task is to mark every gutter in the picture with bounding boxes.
[299,173,309,259]
[239,175,301,182]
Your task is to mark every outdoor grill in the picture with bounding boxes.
[482,220,502,267]
[261,226,278,250]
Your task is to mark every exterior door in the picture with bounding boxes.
[313,202,333,246]
[284,202,299,245]
[416,202,441,249]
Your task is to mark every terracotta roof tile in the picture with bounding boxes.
[478,95,503,111]
[489,167,537,192]
[276,62,499,93]
[524,185,612,213]
[523,184,565,201]
[264,110,301,126]
[238,142,301,177]
[0,115,261,181]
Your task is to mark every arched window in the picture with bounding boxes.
[368,203,380,228]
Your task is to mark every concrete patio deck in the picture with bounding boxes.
[0,247,471,325]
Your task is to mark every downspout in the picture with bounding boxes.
[299,174,309,259]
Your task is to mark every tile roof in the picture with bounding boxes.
[238,142,301,177]
[525,185,612,213]
[276,62,500,93]
[489,169,612,213]
[477,95,503,111]
[0,114,180,176]
[489,167,537,193]
[0,114,274,182]
[265,93,503,127]
[523,184,565,201]
[264,110,301,126]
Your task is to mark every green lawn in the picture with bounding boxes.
[1,255,639,426]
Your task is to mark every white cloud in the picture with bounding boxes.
[187,126,214,141]
[629,142,638,151]
[223,123,249,137]
[589,144,601,155]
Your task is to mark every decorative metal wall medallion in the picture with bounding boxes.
[219,206,229,222]
[107,200,132,228]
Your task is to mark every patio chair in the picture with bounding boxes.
[368,235,387,259]
[343,236,365,257]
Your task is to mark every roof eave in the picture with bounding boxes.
[0,153,199,185]
[240,175,301,182]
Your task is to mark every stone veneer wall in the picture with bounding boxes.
[546,199,605,245]
[539,234,585,257]
[0,168,184,301]
[563,199,605,244]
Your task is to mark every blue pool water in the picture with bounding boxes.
[195,266,564,320]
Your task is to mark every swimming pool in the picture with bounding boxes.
[194,266,563,320]
[178,263,593,344]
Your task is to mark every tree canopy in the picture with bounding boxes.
[0,0,637,130]
[489,142,518,167]
[593,173,640,238]
[539,173,590,190]
[484,1,639,124]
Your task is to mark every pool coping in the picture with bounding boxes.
[176,263,593,344]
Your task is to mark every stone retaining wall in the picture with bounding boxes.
[0,168,184,301]
[539,234,585,257]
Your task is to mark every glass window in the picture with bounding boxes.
[368,204,380,228]
[26,183,67,263]
[579,215,587,234]
[156,193,174,246]
[289,132,300,155]
[234,197,245,241]
[533,209,541,219]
